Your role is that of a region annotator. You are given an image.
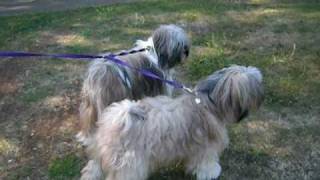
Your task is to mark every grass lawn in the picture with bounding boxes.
[0,0,319,179]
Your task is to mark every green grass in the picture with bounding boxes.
[48,154,83,180]
[0,0,319,179]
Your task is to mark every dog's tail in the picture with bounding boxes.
[77,59,130,146]
[209,65,264,122]
[77,95,97,146]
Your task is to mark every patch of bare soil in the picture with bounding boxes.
[0,59,85,179]
[0,59,26,97]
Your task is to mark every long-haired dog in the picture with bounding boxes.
[77,24,190,146]
[80,65,264,180]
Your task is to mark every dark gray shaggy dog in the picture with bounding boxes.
[80,65,264,180]
[77,25,190,146]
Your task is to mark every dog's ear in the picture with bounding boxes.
[195,68,226,94]
[209,66,264,122]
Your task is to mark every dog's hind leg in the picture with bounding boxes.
[80,160,103,180]
[105,159,149,180]
[106,167,148,180]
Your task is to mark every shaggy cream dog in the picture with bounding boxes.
[81,65,264,180]
[78,24,190,146]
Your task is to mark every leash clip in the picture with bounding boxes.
[182,86,201,104]
[182,86,193,94]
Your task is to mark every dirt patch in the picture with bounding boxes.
[0,59,27,96]
[0,93,84,179]
[0,56,85,179]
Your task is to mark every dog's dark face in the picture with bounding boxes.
[237,107,249,122]
[180,45,190,62]
[195,66,264,123]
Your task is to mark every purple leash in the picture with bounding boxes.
[105,54,183,89]
[0,48,147,60]
[0,49,189,91]
[0,51,100,60]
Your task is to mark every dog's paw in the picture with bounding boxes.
[80,160,103,180]
[196,162,221,180]
[211,162,222,179]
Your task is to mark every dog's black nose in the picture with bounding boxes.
[238,109,249,122]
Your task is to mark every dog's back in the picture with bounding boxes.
[94,95,215,168]
[119,54,167,99]
[78,52,167,146]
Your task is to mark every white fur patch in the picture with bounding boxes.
[114,65,132,89]
[164,68,175,96]
[135,37,158,65]
[195,98,201,104]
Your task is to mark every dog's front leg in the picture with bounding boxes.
[186,150,221,180]
[200,161,221,180]
[195,160,221,180]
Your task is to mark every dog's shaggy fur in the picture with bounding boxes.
[78,25,190,146]
[81,65,264,180]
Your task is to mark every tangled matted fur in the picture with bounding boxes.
[81,65,264,180]
[77,25,190,146]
